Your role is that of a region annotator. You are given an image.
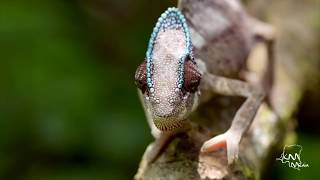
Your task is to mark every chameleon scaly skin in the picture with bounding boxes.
[146,7,193,92]
[136,7,201,131]
[135,2,276,176]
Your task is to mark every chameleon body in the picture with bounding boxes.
[135,1,275,177]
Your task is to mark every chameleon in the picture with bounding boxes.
[135,0,275,177]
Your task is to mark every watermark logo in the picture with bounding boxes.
[276,144,309,170]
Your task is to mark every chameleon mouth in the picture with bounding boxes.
[153,117,186,131]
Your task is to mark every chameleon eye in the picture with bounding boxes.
[183,59,201,93]
[134,61,148,93]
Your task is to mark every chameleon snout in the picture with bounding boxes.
[152,103,176,118]
[151,100,187,131]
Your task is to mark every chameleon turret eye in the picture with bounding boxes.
[183,59,201,93]
[135,61,148,93]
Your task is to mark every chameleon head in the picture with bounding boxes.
[134,8,201,131]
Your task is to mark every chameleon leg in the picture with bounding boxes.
[241,19,275,109]
[135,132,173,179]
[252,19,276,109]
[200,73,265,164]
[135,93,175,179]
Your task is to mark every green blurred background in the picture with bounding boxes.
[0,0,319,179]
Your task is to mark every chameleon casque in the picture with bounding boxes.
[135,0,275,178]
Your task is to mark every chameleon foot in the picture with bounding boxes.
[200,130,240,165]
